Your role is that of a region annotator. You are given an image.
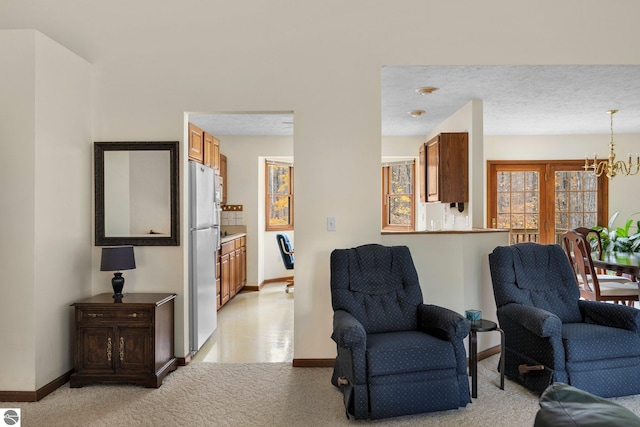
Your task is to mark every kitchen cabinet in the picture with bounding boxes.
[189,124,221,171]
[217,234,246,310]
[419,143,426,202]
[220,153,227,205]
[70,293,177,388]
[422,132,468,203]
[220,244,231,307]
[211,134,220,171]
[203,131,220,170]
[188,123,205,163]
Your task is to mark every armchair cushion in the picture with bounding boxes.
[331,244,422,334]
[562,323,640,362]
[491,243,582,323]
[366,331,456,377]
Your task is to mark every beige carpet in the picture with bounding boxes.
[10,355,640,426]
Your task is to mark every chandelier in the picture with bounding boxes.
[584,109,640,178]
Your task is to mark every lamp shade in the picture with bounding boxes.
[100,246,136,272]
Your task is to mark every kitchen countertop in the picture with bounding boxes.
[220,232,246,244]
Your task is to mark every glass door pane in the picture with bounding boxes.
[553,169,598,244]
[496,170,540,244]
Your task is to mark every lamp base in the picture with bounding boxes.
[112,272,125,299]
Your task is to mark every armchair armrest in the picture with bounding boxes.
[500,303,562,338]
[417,304,470,341]
[331,310,366,349]
[579,300,640,332]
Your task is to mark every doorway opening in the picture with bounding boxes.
[186,111,294,363]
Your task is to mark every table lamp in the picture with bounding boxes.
[100,246,136,299]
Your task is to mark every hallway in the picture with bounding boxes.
[192,282,294,363]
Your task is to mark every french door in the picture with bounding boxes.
[487,160,608,245]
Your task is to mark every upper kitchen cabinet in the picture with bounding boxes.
[189,123,221,171]
[220,154,227,205]
[422,132,468,203]
[188,123,205,163]
[203,131,220,170]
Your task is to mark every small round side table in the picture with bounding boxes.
[469,319,505,398]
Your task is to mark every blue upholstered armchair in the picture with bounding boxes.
[489,242,640,397]
[330,244,471,419]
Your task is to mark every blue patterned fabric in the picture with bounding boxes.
[489,242,640,397]
[330,244,470,419]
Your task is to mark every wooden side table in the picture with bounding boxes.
[70,293,177,388]
[469,318,505,398]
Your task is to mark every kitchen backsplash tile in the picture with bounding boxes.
[221,207,244,226]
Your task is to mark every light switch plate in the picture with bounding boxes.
[327,216,336,231]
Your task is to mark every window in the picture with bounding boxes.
[487,160,608,244]
[266,161,294,231]
[382,161,415,231]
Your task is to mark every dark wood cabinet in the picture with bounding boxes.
[419,143,426,202]
[70,293,177,388]
[422,132,468,203]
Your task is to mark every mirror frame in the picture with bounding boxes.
[95,141,180,246]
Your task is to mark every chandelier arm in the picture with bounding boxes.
[585,109,639,179]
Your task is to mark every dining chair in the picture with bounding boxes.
[572,227,632,280]
[562,229,638,305]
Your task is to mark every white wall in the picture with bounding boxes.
[419,101,483,230]
[0,30,91,391]
[0,30,37,392]
[3,0,640,390]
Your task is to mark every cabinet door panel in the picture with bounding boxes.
[426,138,439,201]
[77,327,114,373]
[221,253,230,305]
[117,327,152,373]
[188,123,204,162]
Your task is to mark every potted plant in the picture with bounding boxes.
[593,211,640,253]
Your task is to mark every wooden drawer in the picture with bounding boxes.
[76,307,152,323]
[221,241,235,255]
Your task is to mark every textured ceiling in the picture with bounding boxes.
[189,65,640,137]
[189,112,294,137]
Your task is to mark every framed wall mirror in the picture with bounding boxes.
[95,141,179,246]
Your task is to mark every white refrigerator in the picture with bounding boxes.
[189,161,221,353]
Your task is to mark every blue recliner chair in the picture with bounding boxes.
[489,242,640,397]
[330,244,471,419]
